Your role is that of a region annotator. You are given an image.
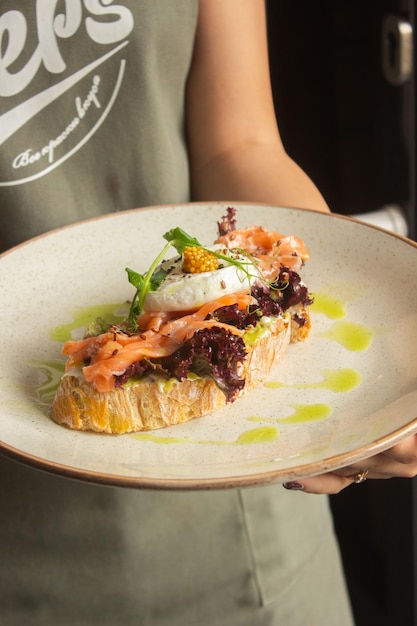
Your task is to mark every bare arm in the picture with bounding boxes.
[186,0,329,212]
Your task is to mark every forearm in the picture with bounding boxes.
[187,0,329,215]
[189,141,330,213]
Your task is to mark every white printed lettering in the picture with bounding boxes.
[0,11,42,96]
[36,0,81,73]
[84,0,134,44]
[0,2,133,97]
[75,75,101,119]
[53,0,83,39]
[3,58,126,186]
[12,74,100,168]
[12,149,41,169]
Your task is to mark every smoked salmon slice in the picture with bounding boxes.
[62,292,252,392]
[216,226,309,277]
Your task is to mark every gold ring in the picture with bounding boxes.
[349,469,369,484]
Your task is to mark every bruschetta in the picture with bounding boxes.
[51,208,312,434]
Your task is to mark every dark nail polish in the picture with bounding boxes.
[283,481,305,491]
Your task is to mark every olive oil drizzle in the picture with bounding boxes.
[248,403,333,425]
[132,426,279,446]
[49,303,128,342]
[264,368,362,393]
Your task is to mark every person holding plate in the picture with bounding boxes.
[0,2,416,625]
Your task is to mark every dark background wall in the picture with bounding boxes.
[266,0,414,228]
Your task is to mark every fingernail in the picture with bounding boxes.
[283,481,305,491]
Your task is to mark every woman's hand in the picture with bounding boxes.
[283,434,417,494]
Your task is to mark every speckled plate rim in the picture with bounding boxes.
[1,201,417,490]
[2,416,417,490]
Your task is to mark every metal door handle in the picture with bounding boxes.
[382,14,413,85]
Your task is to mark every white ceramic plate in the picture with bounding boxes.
[1,202,417,489]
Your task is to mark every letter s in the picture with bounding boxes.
[84,0,134,44]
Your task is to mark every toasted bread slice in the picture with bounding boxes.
[51,309,310,434]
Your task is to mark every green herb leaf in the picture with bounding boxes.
[150,267,168,290]
[124,239,173,330]
[163,227,201,254]
[126,267,145,290]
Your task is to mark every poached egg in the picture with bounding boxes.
[143,248,260,312]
